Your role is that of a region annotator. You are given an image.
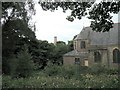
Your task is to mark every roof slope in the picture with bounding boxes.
[64,50,88,57]
[75,23,120,45]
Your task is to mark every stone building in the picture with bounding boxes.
[63,23,120,68]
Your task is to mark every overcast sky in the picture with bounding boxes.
[32,2,119,44]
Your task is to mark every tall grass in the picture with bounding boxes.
[2,64,119,88]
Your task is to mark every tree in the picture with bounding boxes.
[15,45,34,78]
[31,40,55,69]
[2,2,36,74]
[38,1,120,32]
[37,40,53,69]
[88,1,120,32]
[67,40,74,51]
[51,41,68,65]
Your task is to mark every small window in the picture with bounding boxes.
[81,41,86,49]
[113,49,120,63]
[75,58,80,64]
[94,51,101,62]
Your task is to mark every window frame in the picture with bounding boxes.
[94,51,101,63]
[75,58,80,64]
[80,41,86,49]
[113,48,120,63]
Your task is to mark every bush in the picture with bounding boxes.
[106,68,119,75]
[2,63,119,88]
[9,57,18,77]
[60,65,76,79]
[9,45,34,78]
[44,65,61,76]
[16,46,34,78]
[88,64,107,74]
[43,64,78,78]
[2,72,119,88]
[43,64,89,79]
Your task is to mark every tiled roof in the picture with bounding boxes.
[64,23,119,57]
[75,23,120,45]
[64,50,88,57]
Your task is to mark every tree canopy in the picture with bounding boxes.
[2,0,119,77]
[39,0,120,32]
[2,1,71,74]
[2,1,36,74]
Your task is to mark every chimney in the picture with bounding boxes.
[54,36,57,45]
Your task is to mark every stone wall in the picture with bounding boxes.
[88,46,108,67]
[63,43,120,68]
[88,51,94,67]
[101,49,108,67]
[63,56,84,66]
[74,39,89,52]
[63,56,76,65]
[88,45,120,68]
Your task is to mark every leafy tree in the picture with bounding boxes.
[88,1,120,32]
[67,40,74,51]
[2,2,35,24]
[2,2,36,74]
[39,1,120,32]
[31,40,55,69]
[37,40,52,69]
[51,41,68,65]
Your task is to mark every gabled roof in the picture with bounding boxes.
[64,50,88,57]
[75,23,120,45]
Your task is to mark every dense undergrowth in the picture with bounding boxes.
[2,64,120,88]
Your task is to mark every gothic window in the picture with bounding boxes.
[113,49,120,63]
[94,51,101,62]
[75,58,80,64]
[81,41,86,49]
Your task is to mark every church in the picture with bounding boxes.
[63,23,120,68]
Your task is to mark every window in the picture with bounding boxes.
[94,51,101,62]
[81,41,86,49]
[75,58,80,64]
[113,49,120,63]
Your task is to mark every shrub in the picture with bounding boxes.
[9,57,18,78]
[15,46,34,78]
[2,73,119,88]
[88,64,107,74]
[2,64,119,88]
[9,45,34,78]
[43,63,61,76]
[60,65,76,79]
[106,68,119,75]
[44,64,89,79]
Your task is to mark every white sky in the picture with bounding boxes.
[32,2,119,44]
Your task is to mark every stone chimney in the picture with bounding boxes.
[54,36,57,45]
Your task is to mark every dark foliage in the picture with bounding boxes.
[39,1,120,32]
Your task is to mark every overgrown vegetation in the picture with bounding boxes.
[2,2,73,76]
[2,1,120,89]
[2,64,120,88]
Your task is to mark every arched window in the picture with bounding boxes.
[81,41,86,49]
[94,51,101,62]
[113,49,120,63]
